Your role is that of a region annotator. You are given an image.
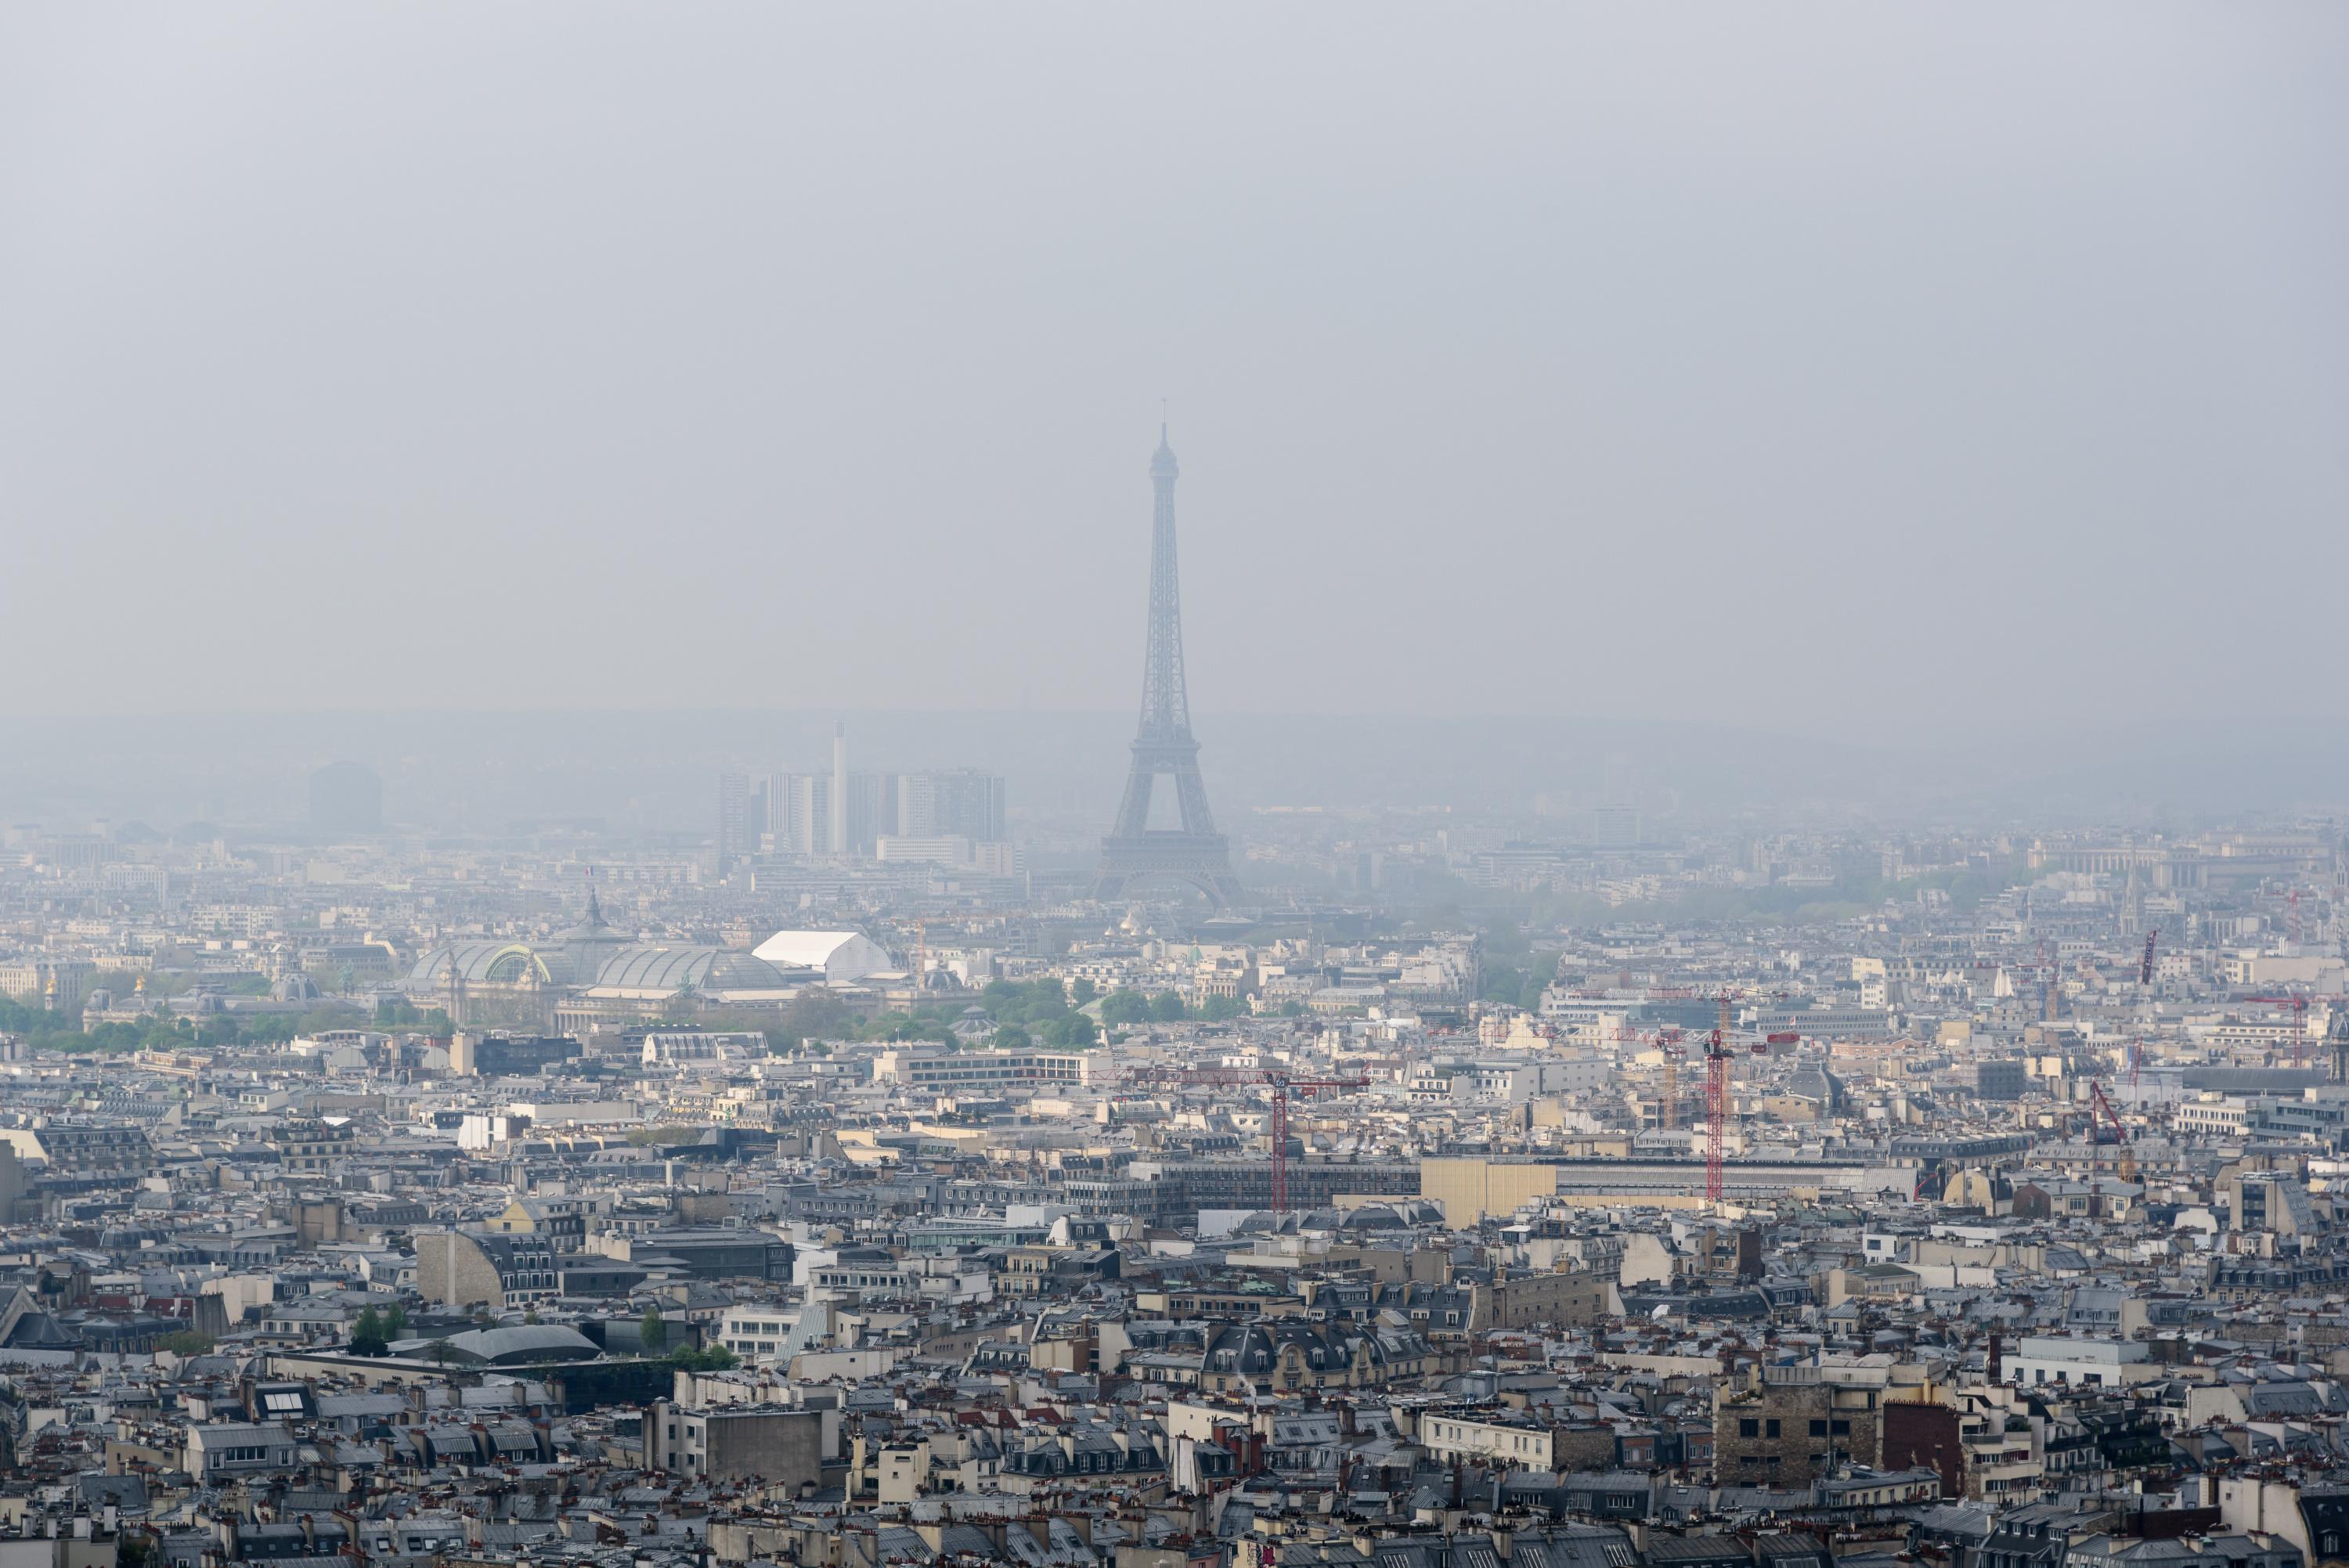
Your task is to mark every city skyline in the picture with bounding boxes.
[1,6,2348,1553]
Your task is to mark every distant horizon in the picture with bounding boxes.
[6,705,2349,836]
[3,701,2342,753]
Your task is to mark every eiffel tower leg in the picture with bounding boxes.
[1111,761,1156,840]
[1171,759,1220,840]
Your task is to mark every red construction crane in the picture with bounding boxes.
[2087,1078,2134,1183]
[2087,1078,2127,1144]
[2259,882,2315,946]
[1120,1065,1368,1212]
[2242,996,2318,1069]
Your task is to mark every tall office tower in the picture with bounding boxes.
[844,771,890,858]
[760,772,794,852]
[899,768,1007,842]
[1093,427,1242,905]
[894,773,935,838]
[715,771,749,863]
[760,767,899,856]
[764,772,832,855]
[831,723,849,860]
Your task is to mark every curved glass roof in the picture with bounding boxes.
[405,942,562,986]
[593,946,789,992]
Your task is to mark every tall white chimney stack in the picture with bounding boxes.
[831,722,849,857]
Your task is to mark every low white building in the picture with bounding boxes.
[716,1306,797,1361]
[1417,1412,1556,1470]
[752,930,893,984]
[2003,1335,2156,1389]
[871,1046,1098,1090]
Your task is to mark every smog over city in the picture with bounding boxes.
[0,2,2344,1550]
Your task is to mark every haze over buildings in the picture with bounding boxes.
[0,9,2343,1568]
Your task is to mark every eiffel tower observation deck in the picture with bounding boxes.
[1093,426,1243,906]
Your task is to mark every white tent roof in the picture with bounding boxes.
[752,930,889,976]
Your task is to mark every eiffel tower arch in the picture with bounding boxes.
[1093,427,1243,906]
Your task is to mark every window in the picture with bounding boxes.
[1739,1419,1759,1438]
[1831,1419,1850,1436]
[1810,1420,1828,1436]
[1765,1419,1781,1438]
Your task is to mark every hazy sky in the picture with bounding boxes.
[3,4,2342,732]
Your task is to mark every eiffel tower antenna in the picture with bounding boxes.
[1093,424,1243,906]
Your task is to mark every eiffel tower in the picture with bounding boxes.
[1094,426,1243,905]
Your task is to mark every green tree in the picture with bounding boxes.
[991,1024,1033,1051]
[383,1301,407,1339]
[1100,989,1152,1026]
[1069,977,1098,1006]
[1041,1012,1098,1050]
[377,1000,455,1031]
[349,1307,388,1357]
[1480,964,1527,1007]
[640,1306,668,1353]
[775,986,851,1050]
[157,1329,215,1357]
[1149,991,1186,1022]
